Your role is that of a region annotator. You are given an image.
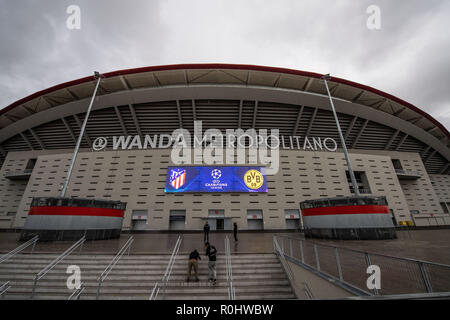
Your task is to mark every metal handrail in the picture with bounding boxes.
[224,236,236,300]
[149,236,182,300]
[274,235,315,299]
[303,281,315,299]
[149,282,160,300]
[275,234,450,295]
[0,235,39,264]
[275,234,450,269]
[275,235,371,296]
[225,236,230,299]
[273,236,295,285]
[161,236,182,299]
[273,236,304,297]
[31,236,85,299]
[96,236,134,299]
[0,281,10,298]
[68,282,84,300]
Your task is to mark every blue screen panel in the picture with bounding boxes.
[165,166,268,193]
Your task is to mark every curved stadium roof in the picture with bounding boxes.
[0,63,449,174]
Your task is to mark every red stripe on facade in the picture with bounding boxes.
[29,206,125,218]
[301,205,390,217]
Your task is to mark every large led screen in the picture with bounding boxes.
[165,166,268,193]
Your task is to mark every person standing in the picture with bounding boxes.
[203,221,210,242]
[233,222,238,242]
[186,249,201,282]
[204,242,217,284]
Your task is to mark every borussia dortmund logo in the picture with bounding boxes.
[244,169,263,190]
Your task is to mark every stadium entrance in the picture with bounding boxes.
[169,210,186,230]
[247,210,264,230]
[205,210,232,230]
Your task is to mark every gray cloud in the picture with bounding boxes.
[0,0,449,129]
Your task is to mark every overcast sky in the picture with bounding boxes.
[1,0,449,130]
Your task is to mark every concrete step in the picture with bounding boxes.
[0,256,278,264]
[4,253,277,260]
[3,293,296,300]
[1,261,278,271]
[3,278,289,288]
[6,289,293,301]
[0,260,280,269]
[0,255,278,264]
[7,285,292,295]
[0,252,293,300]
[0,270,283,279]
[0,265,284,274]
[0,273,287,282]
[160,293,296,300]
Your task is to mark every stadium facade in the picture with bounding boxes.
[0,64,449,232]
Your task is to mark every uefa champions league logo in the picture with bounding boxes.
[207,168,227,189]
[211,169,222,180]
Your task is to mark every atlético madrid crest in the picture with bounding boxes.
[170,168,186,190]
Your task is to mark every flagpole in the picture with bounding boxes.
[322,74,360,197]
[60,71,102,197]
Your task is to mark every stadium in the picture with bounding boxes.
[0,63,449,235]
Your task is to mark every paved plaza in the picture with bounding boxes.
[1,229,450,265]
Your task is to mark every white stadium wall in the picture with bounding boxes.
[0,147,446,231]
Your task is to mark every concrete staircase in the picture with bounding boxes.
[0,253,295,300]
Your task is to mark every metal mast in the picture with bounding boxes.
[60,71,102,197]
[322,74,360,196]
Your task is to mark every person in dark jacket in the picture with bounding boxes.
[186,249,201,282]
[204,242,217,284]
[233,222,238,241]
[203,221,210,242]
